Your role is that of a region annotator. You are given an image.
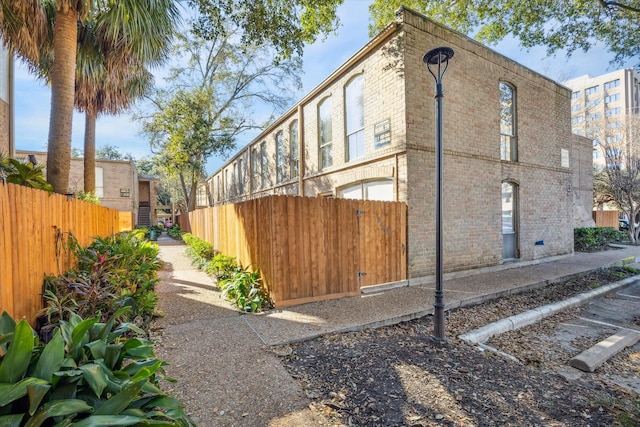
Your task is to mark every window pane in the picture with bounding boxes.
[276,132,285,183]
[345,75,364,134]
[340,183,362,200]
[260,143,268,188]
[319,98,332,168]
[290,121,299,178]
[502,182,514,233]
[348,130,365,161]
[321,145,333,169]
[346,75,365,161]
[499,82,516,161]
[364,180,394,201]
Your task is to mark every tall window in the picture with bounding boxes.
[318,97,333,168]
[502,182,518,259]
[499,82,517,161]
[275,131,285,183]
[345,74,364,161]
[260,142,268,188]
[224,169,230,198]
[290,120,299,178]
[237,158,244,195]
[251,147,259,190]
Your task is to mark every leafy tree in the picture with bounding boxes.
[140,24,300,211]
[188,0,343,60]
[592,114,640,243]
[72,2,177,193]
[368,1,640,65]
[0,1,178,194]
[95,144,132,160]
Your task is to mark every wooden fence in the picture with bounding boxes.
[0,183,127,325]
[592,210,619,229]
[188,195,408,307]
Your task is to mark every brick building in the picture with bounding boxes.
[16,150,160,227]
[203,7,593,279]
[564,68,640,171]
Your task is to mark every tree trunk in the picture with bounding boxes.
[187,179,198,212]
[46,8,78,194]
[83,112,96,192]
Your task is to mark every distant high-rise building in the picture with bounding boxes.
[564,69,640,170]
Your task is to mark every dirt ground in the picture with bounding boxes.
[274,268,640,426]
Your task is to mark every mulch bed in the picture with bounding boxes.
[274,267,640,426]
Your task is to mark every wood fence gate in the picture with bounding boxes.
[188,195,408,307]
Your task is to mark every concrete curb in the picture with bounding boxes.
[569,329,640,372]
[458,276,639,344]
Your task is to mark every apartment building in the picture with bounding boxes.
[564,69,640,170]
[16,150,161,227]
[203,7,593,279]
[0,40,14,156]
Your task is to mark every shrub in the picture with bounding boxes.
[218,265,272,312]
[75,191,101,204]
[182,233,217,269]
[574,227,625,252]
[167,223,184,240]
[40,230,162,335]
[205,253,238,281]
[0,310,194,426]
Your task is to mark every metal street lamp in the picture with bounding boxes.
[423,46,454,344]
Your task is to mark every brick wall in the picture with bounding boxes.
[206,8,586,281]
[400,7,577,276]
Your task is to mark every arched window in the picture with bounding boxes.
[318,97,332,169]
[260,142,268,188]
[276,131,285,183]
[499,82,517,161]
[289,120,299,178]
[345,74,364,161]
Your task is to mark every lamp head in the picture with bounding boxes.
[422,47,455,66]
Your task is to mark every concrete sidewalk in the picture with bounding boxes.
[227,242,640,346]
[152,235,640,426]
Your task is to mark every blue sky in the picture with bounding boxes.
[13,0,636,175]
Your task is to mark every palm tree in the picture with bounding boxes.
[0,1,46,61]
[0,0,179,194]
[75,17,154,192]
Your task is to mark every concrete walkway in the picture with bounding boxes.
[152,235,640,426]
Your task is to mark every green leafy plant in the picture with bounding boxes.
[0,309,194,426]
[166,224,183,240]
[0,157,53,194]
[218,266,271,312]
[75,191,101,204]
[40,231,162,334]
[574,227,625,252]
[205,253,238,281]
[182,233,216,269]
